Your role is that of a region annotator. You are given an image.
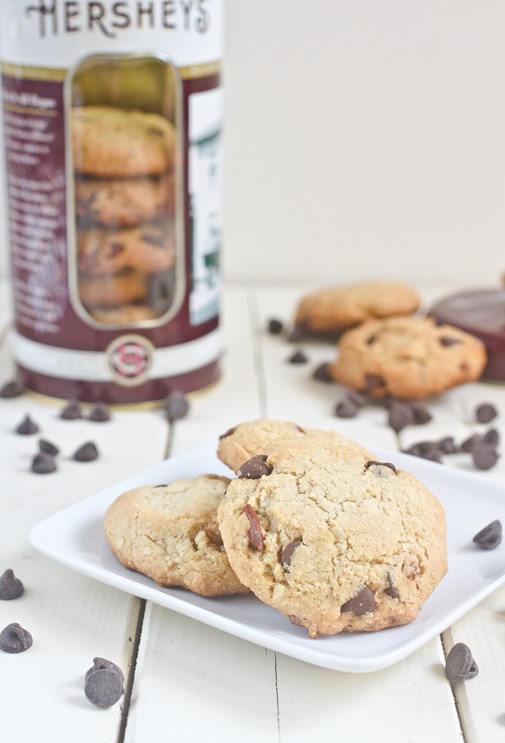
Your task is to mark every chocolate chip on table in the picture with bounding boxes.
[346,389,365,408]
[0,380,25,398]
[409,402,432,425]
[472,442,500,471]
[403,441,443,463]
[39,438,60,457]
[242,504,265,551]
[267,318,284,335]
[84,657,125,708]
[60,400,82,420]
[473,519,502,550]
[475,403,498,424]
[73,441,99,462]
[312,362,333,383]
[437,436,458,455]
[388,402,414,433]
[0,569,24,600]
[287,349,308,364]
[341,586,375,615]
[88,402,111,422]
[31,451,57,474]
[445,642,479,682]
[483,428,500,448]
[0,623,33,653]
[238,454,272,479]
[163,390,190,421]
[15,414,39,435]
[334,398,358,419]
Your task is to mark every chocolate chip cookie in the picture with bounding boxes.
[104,475,248,597]
[328,316,487,399]
[75,171,175,227]
[217,442,447,637]
[77,222,176,275]
[217,419,372,474]
[72,105,176,177]
[294,281,421,334]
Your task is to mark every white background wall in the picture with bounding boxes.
[1,0,504,287]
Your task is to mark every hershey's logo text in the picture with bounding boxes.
[24,1,210,38]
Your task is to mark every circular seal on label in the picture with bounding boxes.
[106,334,154,387]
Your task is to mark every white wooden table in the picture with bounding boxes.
[2,280,505,743]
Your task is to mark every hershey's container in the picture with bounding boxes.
[0,0,223,404]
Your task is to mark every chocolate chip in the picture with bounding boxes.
[472,442,499,470]
[445,642,479,682]
[15,415,39,435]
[439,336,462,347]
[84,663,124,708]
[39,438,60,457]
[267,318,284,335]
[287,349,308,364]
[475,403,498,424]
[0,570,24,600]
[0,380,25,398]
[73,442,99,462]
[402,441,442,462]
[286,326,305,343]
[280,540,302,568]
[84,657,124,686]
[473,519,502,550]
[362,374,385,394]
[334,398,358,418]
[410,403,432,425]
[388,402,414,433]
[437,436,458,454]
[460,433,479,453]
[365,460,398,476]
[164,390,190,421]
[0,623,33,653]
[483,428,500,447]
[88,402,111,422]
[60,400,82,420]
[31,451,57,474]
[384,573,399,599]
[219,426,236,440]
[242,504,264,550]
[341,586,375,615]
[312,362,333,382]
[346,389,365,408]
[238,454,272,479]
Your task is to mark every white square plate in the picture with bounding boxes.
[29,440,505,673]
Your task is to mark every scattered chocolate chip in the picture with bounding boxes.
[60,400,82,420]
[238,454,272,479]
[475,403,498,424]
[73,441,99,462]
[388,402,414,433]
[0,380,25,398]
[287,349,308,364]
[163,390,190,421]
[31,451,57,474]
[483,428,500,447]
[267,318,284,335]
[445,642,479,682]
[402,441,442,462]
[365,460,398,476]
[312,362,333,382]
[346,389,365,408]
[39,438,60,457]
[472,442,499,471]
[334,398,358,418]
[460,433,479,453]
[437,436,458,455]
[384,573,399,599]
[0,569,24,600]
[410,403,433,425]
[15,415,39,435]
[473,519,502,550]
[341,586,375,615]
[84,658,124,708]
[88,402,111,422]
[242,504,264,550]
[0,623,33,653]
[280,540,302,568]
